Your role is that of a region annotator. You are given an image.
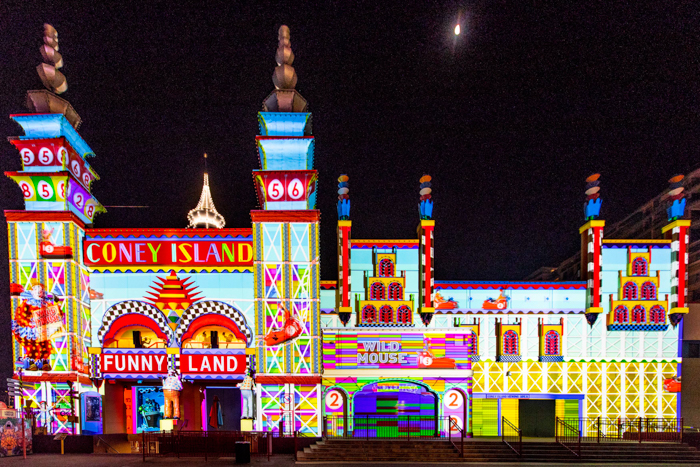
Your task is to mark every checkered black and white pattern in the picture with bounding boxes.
[539,355,564,362]
[98,300,172,345]
[176,300,253,345]
[497,355,522,362]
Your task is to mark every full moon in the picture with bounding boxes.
[454,24,461,35]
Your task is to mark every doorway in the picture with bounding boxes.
[519,399,555,437]
[206,387,242,431]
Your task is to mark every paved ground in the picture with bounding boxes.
[0,454,692,466]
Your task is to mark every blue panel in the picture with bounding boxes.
[258,112,310,136]
[12,114,95,158]
[257,138,314,171]
[602,248,627,273]
[25,201,66,211]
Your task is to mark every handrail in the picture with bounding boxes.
[556,417,581,457]
[558,417,683,444]
[501,416,522,457]
[447,416,465,458]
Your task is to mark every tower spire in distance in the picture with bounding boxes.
[187,153,225,229]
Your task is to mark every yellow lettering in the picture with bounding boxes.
[103,243,116,263]
[147,243,161,262]
[178,243,192,263]
[237,243,253,263]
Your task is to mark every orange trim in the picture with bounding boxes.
[250,210,320,222]
[16,373,92,385]
[4,210,86,229]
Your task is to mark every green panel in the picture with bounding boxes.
[472,399,498,436]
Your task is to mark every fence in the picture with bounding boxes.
[501,416,522,457]
[323,415,461,440]
[142,430,271,460]
[564,417,683,444]
[556,417,581,457]
[448,417,464,458]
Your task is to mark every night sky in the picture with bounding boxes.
[0,2,699,377]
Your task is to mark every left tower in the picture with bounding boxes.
[5,25,104,433]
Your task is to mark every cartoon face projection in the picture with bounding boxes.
[12,279,64,371]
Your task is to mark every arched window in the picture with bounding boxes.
[396,305,411,324]
[361,305,377,324]
[379,305,394,323]
[641,282,656,300]
[632,257,648,276]
[632,305,646,323]
[650,305,666,324]
[623,282,638,300]
[503,331,518,355]
[614,305,629,324]
[370,282,386,300]
[388,282,403,300]
[545,331,560,355]
[379,258,395,277]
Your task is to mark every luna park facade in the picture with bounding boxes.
[4,25,689,437]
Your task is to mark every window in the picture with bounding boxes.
[370,282,386,300]
[503,330,518,355]
[632,257,648,276]
[361,305,377,324]
[623,282,638,300]
[545,330,560,355]
[470,331,479,355]
[632,305,646,323]
[396,305,411,324]
[388,282,403,300]
[379,258,395,277]
[649,305,665,324]
[614,305,629,323]
[379,305,393,323]
[641,282,656,300]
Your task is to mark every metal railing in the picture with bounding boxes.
[556,417,581,457]
[448,416,465,458]
[564,417,683,444]
[501,416,522,457]
[323,415,457,439]
[141,430,271,460]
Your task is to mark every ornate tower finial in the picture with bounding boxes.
[419,175,433,220]
[272,25,297,90]
[187,154,225,229]
[666,174,686,221]
[584,173,602,220]
[37,24,67,94]
[337,174,350,220]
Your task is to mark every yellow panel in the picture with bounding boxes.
[501,399,519,425]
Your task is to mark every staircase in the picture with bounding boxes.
[296,438,700,463]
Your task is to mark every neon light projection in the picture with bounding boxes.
[379,305,393,323]
[378,258,394,277]
[632,257,648,276]
[623,282,637,300]
[545,331,560,355]
[632,305,646,323]
[614,306,629,324]
[370,282,385,300]
[388,282,402,300]
[650,305,666,324]
[641,282,656,300]
[396,306,411,324]
[361,305,377,323]
[503,331,518,355]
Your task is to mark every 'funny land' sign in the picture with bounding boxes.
[84,234,253,267]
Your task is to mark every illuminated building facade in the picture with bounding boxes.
[4,25,689,437]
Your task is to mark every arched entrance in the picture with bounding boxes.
[352,380,438,437]
[442,387,468,435]
[323,387,349,437]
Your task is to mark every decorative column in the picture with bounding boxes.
[580,174,604,326]
[663,174,690,326]
[418,175,435,326]
[336,175,352,326]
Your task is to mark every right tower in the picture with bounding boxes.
[252,26,322,435]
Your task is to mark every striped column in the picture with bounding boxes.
[337,220,352,311]
[419,219,435,311]
[662,220,691,313]
[579,220,605,314]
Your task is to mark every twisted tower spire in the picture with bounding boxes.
[37,24,67,94]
